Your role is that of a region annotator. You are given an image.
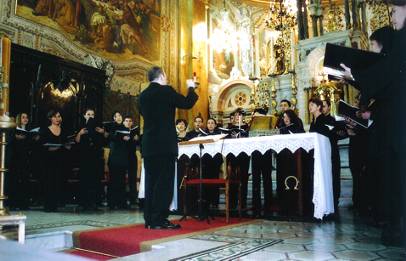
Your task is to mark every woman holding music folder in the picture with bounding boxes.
[75,108,105,211]
[340,0,406,246]
[8,113,39,209]
[226,108,249,211]
[202,118,223,208]
[39,109,72,212]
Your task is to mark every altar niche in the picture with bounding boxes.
[9,43,106,134]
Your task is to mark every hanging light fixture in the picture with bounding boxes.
[265,0,297,32]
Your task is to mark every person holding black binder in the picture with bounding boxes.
[107,118,132,210]
[75,108,105,211]
[250,108,273,218]
[8,113,38,209]
[201,118,223,208]
[185,116,204,140]
[339,0,406,246]
[140,66,198,229]
[341,27,394,217]
[322,100,345,211]
[226,108,249,212]
[40,109,71,212]
[122,115,139,207]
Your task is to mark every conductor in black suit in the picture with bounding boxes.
[139,66,198,229]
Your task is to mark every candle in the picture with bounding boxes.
[1,36,11,116]
[1,37,11,84]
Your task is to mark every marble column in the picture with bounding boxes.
[311,16,319,37]
[344,0,351,29]
[296,0,306,40]
[360,0,367,33]
[351,0,359,30]
[318,16,324,35]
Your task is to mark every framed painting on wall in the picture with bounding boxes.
[16,0,161,62]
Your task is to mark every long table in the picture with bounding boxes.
[177,133,334,219]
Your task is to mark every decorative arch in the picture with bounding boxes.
[215,80,254,114]
[305,45,326,85]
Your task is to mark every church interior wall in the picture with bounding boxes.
[0,0,394,127]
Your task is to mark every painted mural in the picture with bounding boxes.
[17,0,161,61]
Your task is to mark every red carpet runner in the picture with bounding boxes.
[71,218,253,259]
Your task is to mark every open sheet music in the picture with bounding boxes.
[115,126,139,135]
[188,133,228,142]
[16,127,40,133]
[179,133,228,145]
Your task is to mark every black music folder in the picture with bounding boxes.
[115,126,139,139]
[323,43,384,79]
[337,100,371,128]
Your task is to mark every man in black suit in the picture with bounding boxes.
[276,99,292,128]
[139,66,198,229]
[185,116,204,140]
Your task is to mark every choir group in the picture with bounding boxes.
[7,109,139,212]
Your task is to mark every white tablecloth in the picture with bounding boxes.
[176,133,334,219]
[138,160,178,211]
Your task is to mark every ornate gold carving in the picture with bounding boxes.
[368,2,390,33]
[290,71,297,109]
[161,15,173,32]
[325,4,345,33]
[269,75,277,115]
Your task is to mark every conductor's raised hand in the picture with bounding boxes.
[186,79,196,88]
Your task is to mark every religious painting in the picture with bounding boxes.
[16,0,161,62]
[213,50,235,79]
[211,18,235,79]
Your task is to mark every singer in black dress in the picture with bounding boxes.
[226,108,249,210]
[40,110,70,212]
[75,108,105,210]
[322,100,344,210]
[202,118,223,207]
[107,122,130,209]
[8,113,36,209]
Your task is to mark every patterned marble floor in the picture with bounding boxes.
[2,207,404,261]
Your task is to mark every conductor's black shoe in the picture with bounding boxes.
[147,224,165,229]
[163,220,181,229]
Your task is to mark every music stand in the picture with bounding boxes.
[179,134,227,223]
[248,115,278,137]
